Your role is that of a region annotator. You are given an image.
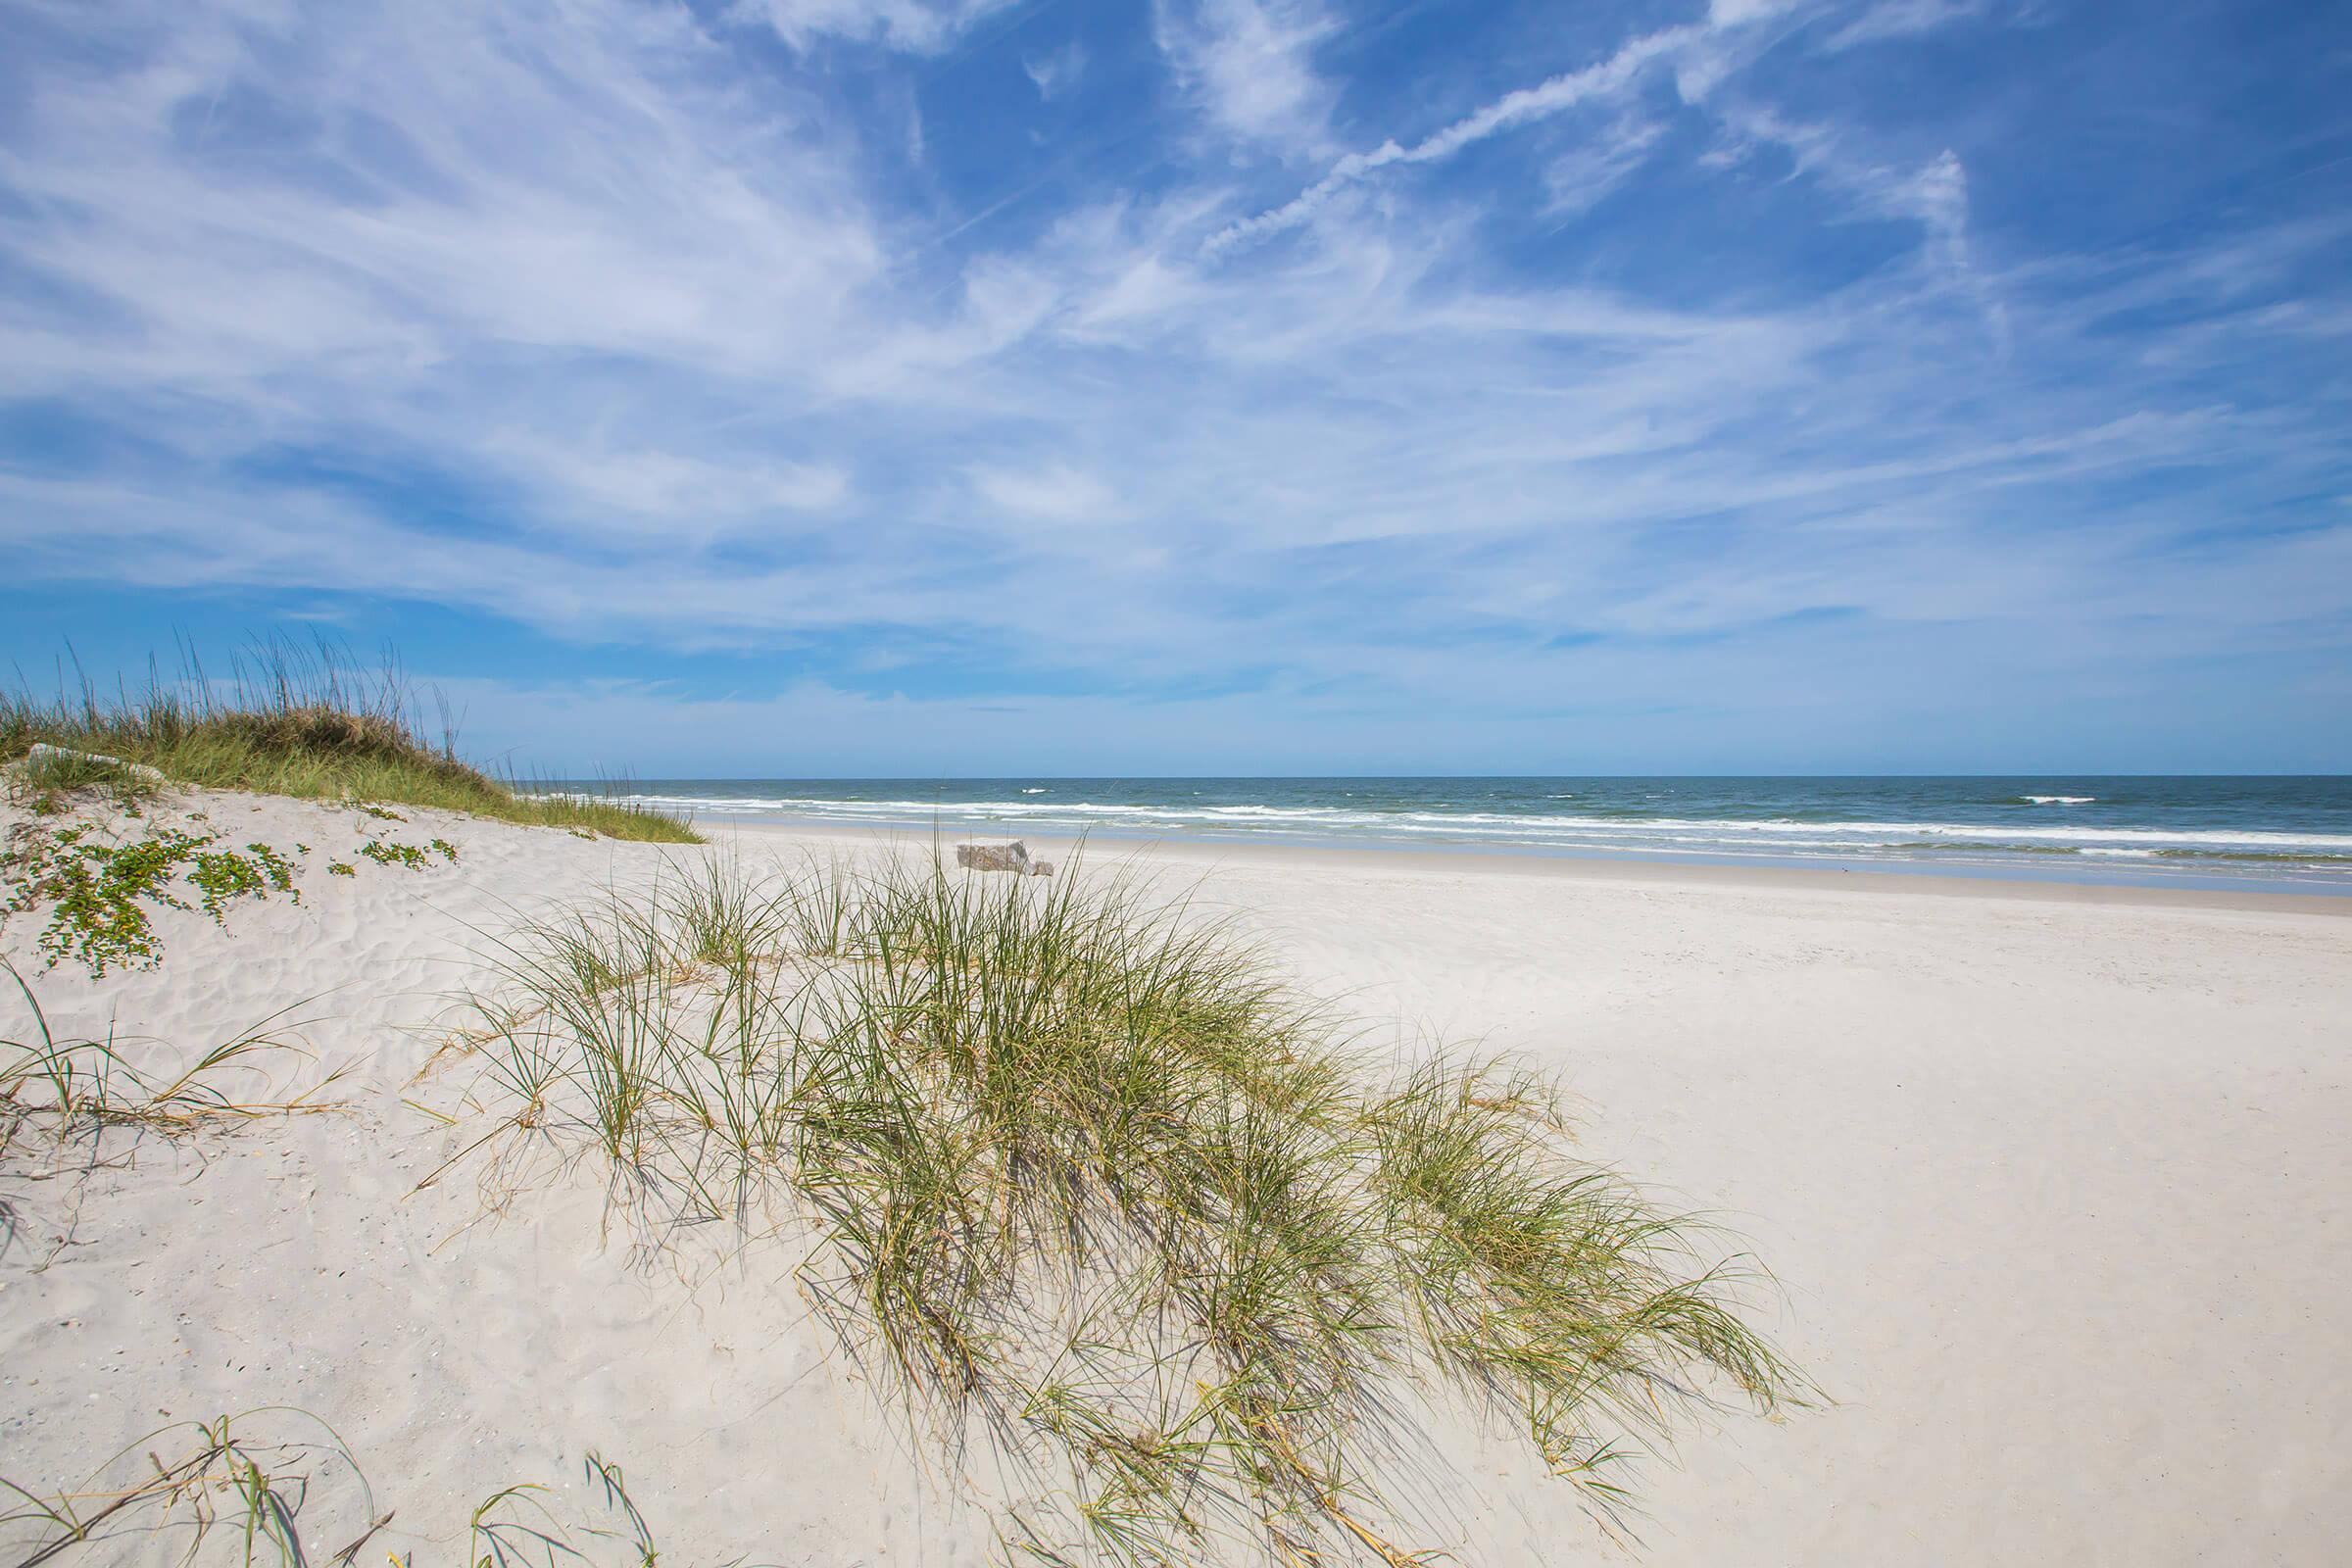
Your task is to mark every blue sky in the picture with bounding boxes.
[2,0,2347,775]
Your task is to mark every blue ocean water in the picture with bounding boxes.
[584,777,2352,891]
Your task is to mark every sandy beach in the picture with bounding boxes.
[4,791,2347,1565]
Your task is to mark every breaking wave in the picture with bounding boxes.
[592,786,2352,886]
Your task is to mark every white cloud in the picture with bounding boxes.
[1705,100,2005,344]
[1022,40,1088,101]
[1825,0,1990,51]
[1199,16,1715,255]
[738,0,1016,53]
[967,463,1119,522]
[1155,0,1341,158]
[1195,0,2002,261]
[520,447,852,527]
[1,1,883,389]
[1542,116,1669,219]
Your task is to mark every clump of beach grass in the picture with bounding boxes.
[1,639,697,845]
[430,853,1804,1564]
[0,1410,368,1568]
[1,963,333,1165]
[2,964,337,1273]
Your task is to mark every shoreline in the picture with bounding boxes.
[536,775,2352,898]
[713,815,2352,916]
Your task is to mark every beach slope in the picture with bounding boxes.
[3,794,2345,1565]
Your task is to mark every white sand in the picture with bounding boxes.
[3,792,2347,1564]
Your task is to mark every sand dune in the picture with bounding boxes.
[4,792,2346,1564]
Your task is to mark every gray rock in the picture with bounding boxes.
[10,742,169,789]
[1029,859,1054,878]
[956,840,1031,873]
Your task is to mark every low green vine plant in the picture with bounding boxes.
[357,836,459,870]
[2,826,307,976]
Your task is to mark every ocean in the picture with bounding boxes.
[584,776,2352,892]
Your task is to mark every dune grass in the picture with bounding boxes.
[2,964,338,1279]
[0,1409,366,1568]
[0,985,669,1568]
[431,853,1803,1564]
[0,962,333,1165]
[0,1408,670,1568]
[1,641,697,845]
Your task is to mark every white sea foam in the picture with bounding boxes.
[2023,795,2097,805]
[593,791,2352,873]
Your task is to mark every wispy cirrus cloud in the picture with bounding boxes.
[1824,0,1995,51]
[967,462,1122,524]
[739,0,1019,53]
[1195,5,1769,257]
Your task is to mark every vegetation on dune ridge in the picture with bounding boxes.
[0,640,698,845]
[422,852,1806,1565]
